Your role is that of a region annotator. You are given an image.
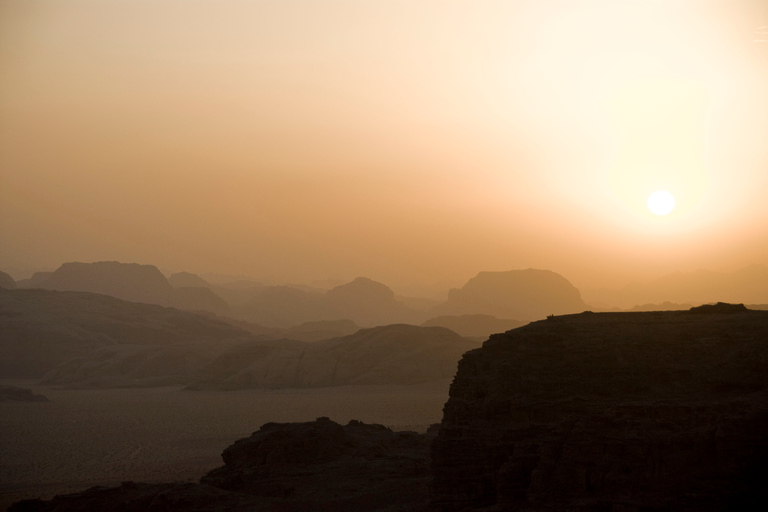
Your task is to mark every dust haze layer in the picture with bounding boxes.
[1,0,767,290]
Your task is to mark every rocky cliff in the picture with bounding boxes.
[430,305,768,511]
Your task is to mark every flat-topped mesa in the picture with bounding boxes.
[430,305,768,512]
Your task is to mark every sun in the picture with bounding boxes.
[647,190,675,216]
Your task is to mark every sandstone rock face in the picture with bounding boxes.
[433,269,586,322]
[431,307,768,511]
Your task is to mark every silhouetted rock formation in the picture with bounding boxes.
[0,270,16,289]
[326,277,424,326]
[14,271,52,289]
[430,306,768,511]
[432,269,586,322]
[190,324,480,390]
[0,288,249,380]
[0,384,48,402]
[41,261,176,306]
[201,417,435,510]
[422,314,524,340]
[11,418,436,512]
[167,271,212,289]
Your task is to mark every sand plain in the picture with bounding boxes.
[0,379,451,510]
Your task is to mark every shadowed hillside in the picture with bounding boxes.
[0,288,249,380]
[189,324,480,390]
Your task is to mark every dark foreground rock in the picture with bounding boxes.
[430,306,768,511]
[11,418,436,512]
[0,384,49,402]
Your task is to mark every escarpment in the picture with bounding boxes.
[431,307,768,511]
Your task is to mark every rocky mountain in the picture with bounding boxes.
[326,277,425,326]
[431,269,587,322]
[189,324,480,390]
[422,314,524,340]
[0,270,15,289]
[12,261,234,316]
[430,304,768,511]
[0,288,249,380]
[10,418,436,512]
[40,261,176,305]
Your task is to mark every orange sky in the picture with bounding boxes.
[1,0,767,293]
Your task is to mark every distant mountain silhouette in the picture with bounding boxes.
[168,271,212,289]
[189,324,480,390]
[431,269,586,321]
[14,271,53,288]
[584,265,768,309]
[231,277,425,328]
[38,261,176,306]
[326,277,425,326]
[422,314,524,339]
[14,261,234,316]
[233,285,342,328]
[0,270,15,289]
[173,286,230,314]
[0,288,249,380]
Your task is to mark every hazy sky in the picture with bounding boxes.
[1,0,767,292]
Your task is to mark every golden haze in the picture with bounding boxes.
[1,0,767,291]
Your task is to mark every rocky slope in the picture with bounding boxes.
[11,418,436,512]
[430,304,768,511]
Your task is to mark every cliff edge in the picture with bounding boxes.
[431,306,768,511]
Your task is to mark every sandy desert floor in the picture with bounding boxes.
[0,379,451,510]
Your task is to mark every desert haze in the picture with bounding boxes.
[1,1,768,511]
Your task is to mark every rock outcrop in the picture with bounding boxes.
[430,306,768,511]
[11,418,436,512]
[432,269,586,322]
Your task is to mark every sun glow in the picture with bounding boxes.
[647,190,676,216]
